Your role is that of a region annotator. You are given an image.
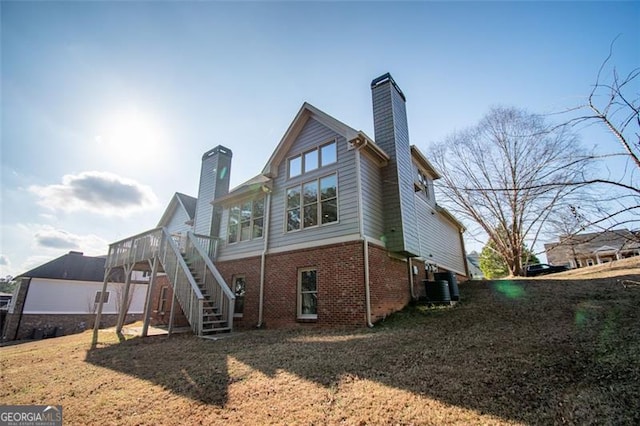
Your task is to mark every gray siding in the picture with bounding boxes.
[371,76,420,256]
[194,147,232,236]
[166,207,192,236]
[414,196,466,274]
[268,118,360,250]
[360,153,385,240]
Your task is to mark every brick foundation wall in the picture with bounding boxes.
[216,241,368,329]
[148,275,189,327]
[215,256,261,330]
[265,241,366,328]
[368,244,412,321]
[13,313,142,340]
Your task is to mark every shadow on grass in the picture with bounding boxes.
[85,274,640,423]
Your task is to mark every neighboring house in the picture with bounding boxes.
[102,73,468,336]
[2,251,147,341]
[0,292,12,337]
[466,252,484,280]
[545,229,640,268]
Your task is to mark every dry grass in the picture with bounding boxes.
[2,269,639,425]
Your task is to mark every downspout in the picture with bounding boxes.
[355,147,374,328]
[408,257,416,300]
[257,189,271,328]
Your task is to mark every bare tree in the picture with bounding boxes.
[558,39,640,232]
[429,106,593,276]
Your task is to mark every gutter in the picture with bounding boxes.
[257,189,272,328]
[355,148,374,328]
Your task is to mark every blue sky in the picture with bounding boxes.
[1,1,638,277]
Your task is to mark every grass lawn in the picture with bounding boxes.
[2,271,639,425]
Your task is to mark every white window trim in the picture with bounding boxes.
[232,275,246,318]
[297,267,318,320]
[227,196,266,244]
[284,172,339,233]
[285,138,337,180]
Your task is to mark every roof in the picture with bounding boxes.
[213,174,272,205]
[435,204,466,231]
[545,229,640,255]
[157,192,197,227]
[16,251,111,282]
[411,145,442,179]
[262,102,366,178]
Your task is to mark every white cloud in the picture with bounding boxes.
[0,255,9,266]
[28,225,109,255]
[29,171,158,216]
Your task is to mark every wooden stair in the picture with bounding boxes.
[182,255,231,335]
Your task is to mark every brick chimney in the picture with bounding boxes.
[193,145,232,237]
[371,73,420,256]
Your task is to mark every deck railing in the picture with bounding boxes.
[184,232,234,329]
[106,227,205,335]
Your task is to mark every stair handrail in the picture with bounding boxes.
[186,231,235,329]
[160,228,205,335]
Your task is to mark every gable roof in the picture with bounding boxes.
[157,192,197,227]
[16,251,111,282]
[262,102,367,178]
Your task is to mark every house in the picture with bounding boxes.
[545,229,640,268]
[466,252,484,280]
[98,73,468,338]
[2,251,147,341]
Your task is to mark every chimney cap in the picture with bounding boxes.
[202,145,233,160]
[68,251,84,256]
[371,73,406,102]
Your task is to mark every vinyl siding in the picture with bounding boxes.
[414,196,466,274]
[360,152,385,240]
[371,80,420,255]
[268,118,360,250]
[165,207,192,236]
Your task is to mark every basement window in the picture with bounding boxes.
[94,291,110,304]
[233,275,246,317]
[298,268,317,319]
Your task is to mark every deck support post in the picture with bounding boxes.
[141,256,159,337]
[115,264,135,334]
[168,290,177,336]
[91,267,112,347]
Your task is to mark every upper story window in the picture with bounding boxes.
[228,196,265,244]
[287,140,337,179]
[286,173,338,232]
[416,170,430,198]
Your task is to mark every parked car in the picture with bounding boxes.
[525,263,569,277]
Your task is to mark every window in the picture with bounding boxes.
[417,170,430,198]
[227,196,266,243]
[298,268,317,319]
[287,140,337,179]
[320,141,337,166]
[286,187,301,231]
[233,275,246,317]
[586,259,594,266]
[286,173,338,232]
[158,286,168,312]
[304,150,318,172]
[288,156,302,178]
[94,291,110,304]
